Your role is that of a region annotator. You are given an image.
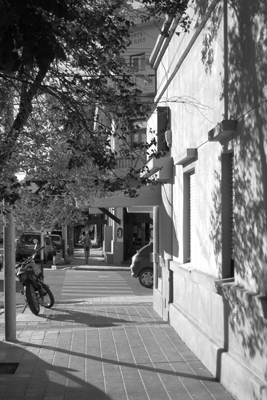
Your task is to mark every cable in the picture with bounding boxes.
[197,139,209,150]
[236,99,267,121]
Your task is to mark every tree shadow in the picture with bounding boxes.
[0,340,112,399]
[38,307,132,328]
[205,0,267,391]
[16,339,218,384]
[38,306,163,328]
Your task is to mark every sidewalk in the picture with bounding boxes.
[0,249,234,400]
[0,296,233,400]
[58,247,130,271]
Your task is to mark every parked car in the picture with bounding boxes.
[0,232,3,243]
[130,242,153,288]
[49,234,62,251]
[16,231,54,263]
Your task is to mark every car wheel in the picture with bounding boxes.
[138,268,153,288]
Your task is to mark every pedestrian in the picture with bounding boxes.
[79,230,92,264]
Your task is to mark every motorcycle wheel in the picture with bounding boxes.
[25,282,40,315]
[38,283,54,308]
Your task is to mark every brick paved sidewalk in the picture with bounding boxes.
[0,296,233,400]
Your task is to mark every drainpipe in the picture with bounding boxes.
[224,0,229,120]
[153,206,159,289]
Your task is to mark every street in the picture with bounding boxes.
[0,242,151,309]
[0,268,151,310]
[44,269,151,302]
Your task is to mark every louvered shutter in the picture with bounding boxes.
[189,172,196,262]
[230,153,235,268]
[157,107,169,152]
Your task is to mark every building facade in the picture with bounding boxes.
[147,1,267,400]
[94,18,162,264]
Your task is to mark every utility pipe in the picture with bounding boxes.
[154,0,221,105]
[224,0,229,120]
[153,206,159,289]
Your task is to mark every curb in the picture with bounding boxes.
[53,263,130,271]
[56,266,130,271]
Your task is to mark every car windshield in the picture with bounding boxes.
[50,235,60,241]
[21,234,40,244]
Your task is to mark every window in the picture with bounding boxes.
[133,128,146,144]
[230,152,235,276]
[132,120,146,145]
[130,53,146,72]
[183,170,196,263]
[189,172,196,262]
[221,152,235,278]
[157,107,169,152]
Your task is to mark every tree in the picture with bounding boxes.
[0,0,191,220]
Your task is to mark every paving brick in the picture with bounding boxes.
[0,296,234,400]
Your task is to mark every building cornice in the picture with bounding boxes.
[149,16,179,69]
[150,0,221,105]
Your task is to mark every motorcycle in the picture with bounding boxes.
[15,245,55,315]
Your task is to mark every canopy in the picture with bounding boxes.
[90,184,161,208]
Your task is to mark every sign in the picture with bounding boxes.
[130,31,146,45]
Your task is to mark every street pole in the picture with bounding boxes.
[3,80,16,342]
[4,203,16,341]
[40,226,44,277]
[62,219,68,260]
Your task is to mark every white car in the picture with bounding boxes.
[130,242,153,288]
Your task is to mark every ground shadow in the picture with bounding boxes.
[38,307,132,327]
[38,305,162,327]
[17,339,218,383]
[0,340,112,399]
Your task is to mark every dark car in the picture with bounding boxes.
[0,231,3,243]
[130,242,153,288]
[16,231,54,263]
[49,234,62,251]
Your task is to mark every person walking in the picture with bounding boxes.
[79,230,92,264]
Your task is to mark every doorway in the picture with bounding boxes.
[123,210,151,260]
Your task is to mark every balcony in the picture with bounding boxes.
[141,156,173,183]
[116,156,145,171]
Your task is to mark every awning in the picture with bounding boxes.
[127,206,153,213]
[89,208,103,215]
[90,184,161,208]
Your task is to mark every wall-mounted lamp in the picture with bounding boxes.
[165,129,172,147]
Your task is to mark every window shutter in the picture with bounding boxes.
[230,153,235,265]
[189,172,196,262]
[157,107,169,152]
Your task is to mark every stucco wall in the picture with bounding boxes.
[169,263,267,400]
[151,1,267,399]
[156,5,225,157]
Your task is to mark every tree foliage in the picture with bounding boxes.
[0,0,191,227]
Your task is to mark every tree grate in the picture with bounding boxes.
[0,363,19,374]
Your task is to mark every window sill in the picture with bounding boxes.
[215,279,267,320]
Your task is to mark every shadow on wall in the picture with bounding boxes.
[201,0,267,392]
